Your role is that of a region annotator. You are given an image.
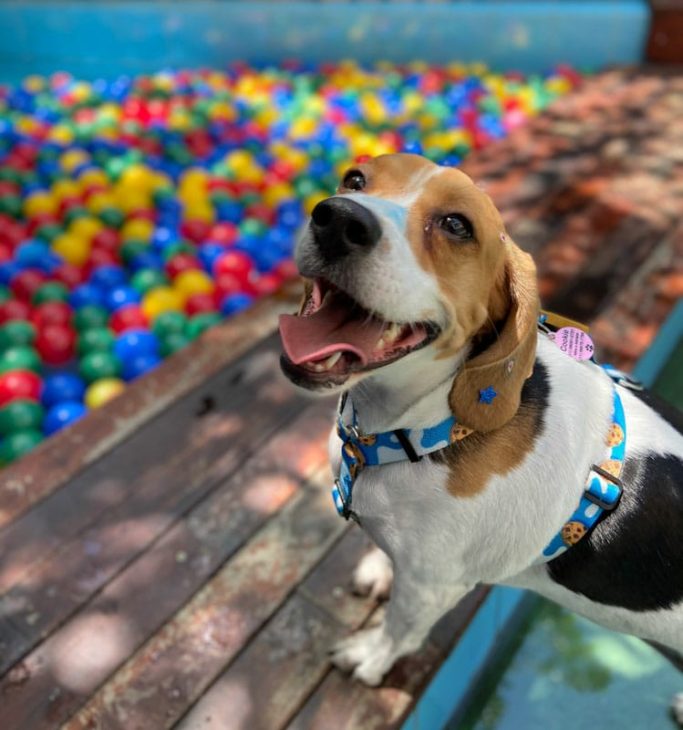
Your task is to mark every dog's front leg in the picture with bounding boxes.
[332,570,470,686]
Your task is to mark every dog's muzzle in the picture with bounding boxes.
[310,197,381,262]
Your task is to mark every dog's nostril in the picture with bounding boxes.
[344,220,368,246]
[311,201,333,227]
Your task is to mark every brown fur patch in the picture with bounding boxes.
[431,366,547,497]
[337,153,436,199]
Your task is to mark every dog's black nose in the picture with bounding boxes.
[310,197,381,260]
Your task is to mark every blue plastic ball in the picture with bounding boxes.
[43,400,87,435]
[69,283,106,309]
[121,352,161,381]
[221,293,254,316]
[105,286,141,312]
[113,329,159,362]
[91,265,127,291]
[41,372,87,408]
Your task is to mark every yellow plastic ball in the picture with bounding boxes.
[52,233,91,266]
[78,168,109,188]
[142,287,185,320]
[52,179,82,202]
[70,216,104,241]
[183,202,214,223]
[86,191,117,214]
[121,218,155,242]
[174,270,215,298]
[24,191,58,218]
[85,378,126,409]
[60,149,90,173]
[304,192,328,216]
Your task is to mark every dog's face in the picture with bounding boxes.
[279,154,538,429]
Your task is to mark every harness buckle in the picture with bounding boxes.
[585,463,623,511]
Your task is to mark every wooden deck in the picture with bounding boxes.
[1,67,682,730]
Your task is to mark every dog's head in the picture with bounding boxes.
[279,153,539,431]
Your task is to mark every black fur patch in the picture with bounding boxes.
[548,450,683,612]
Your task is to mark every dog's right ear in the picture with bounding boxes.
[449,241,539,432]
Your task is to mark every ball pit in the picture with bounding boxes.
[0,60,580,463]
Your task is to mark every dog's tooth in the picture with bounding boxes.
[322,352,342,370]
[313,363,326,372]
[384,323,402,343]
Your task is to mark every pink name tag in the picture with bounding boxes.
[551,326,595,361]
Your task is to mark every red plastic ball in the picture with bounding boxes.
[180,219,210,244]
[0,299,31,324]
[214,251,253,282]
[244,203,275,225]
[88,247,120,269]
[110,304,148,333]
[252,272,283,297]
[214,272,244,298]
[273,259,298,280]
[208,222,238,247]
[32,300,72,328]
[11,270,48,301]
[53,263,86,289]
[166,253,201,279]
[36,324,76,365]
[0,370,42,406]
[92,228,121,253]
[185,292,217,316]
[26,213,58,235]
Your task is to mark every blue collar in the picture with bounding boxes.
[331,365,630,564]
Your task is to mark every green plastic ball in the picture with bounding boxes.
[32,281,69,305]
[152,311,188,338]
[77,327,115,356]
[99,208,125,229]
[0,430,44,465]
[0,400,44,436]
[74,305,109,332]
[0,346,41,373]
[0,286,11,305]
[160,331,191,357]
[186,313,222,340]
[131,268,168,295]
[79,351,121,383]
[0,320,36,350]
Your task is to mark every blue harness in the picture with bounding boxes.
[332,334,634,563]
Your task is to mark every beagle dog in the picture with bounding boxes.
[278,154,683,721]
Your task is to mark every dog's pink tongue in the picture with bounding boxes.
[279,300,384,366]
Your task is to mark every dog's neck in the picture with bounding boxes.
[346,346,469,434]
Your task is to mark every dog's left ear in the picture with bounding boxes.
[449,240,539,432]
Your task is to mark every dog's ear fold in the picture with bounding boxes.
[449,240,539,432]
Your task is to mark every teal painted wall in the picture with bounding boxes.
[0,1,650,83]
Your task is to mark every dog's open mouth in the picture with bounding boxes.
[279,279,439,385]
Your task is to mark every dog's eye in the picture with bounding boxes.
[341,170,366,191]
[440,214,474,240]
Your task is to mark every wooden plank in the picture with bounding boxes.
[286,588,489,730]
[175,527,379,730]
[0,335,295,596]
[0,282,301,529]
[0,402,335,729]
[60,475,344,730]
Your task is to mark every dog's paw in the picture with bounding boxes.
[672,693,683,726]
[352,548,393,600]
[330,626,395,686]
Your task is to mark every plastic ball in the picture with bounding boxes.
[131,268,168,294]
[77,327,115,355]
[174,269,214,299]
[0,299,31,325]
[113,329,159,362]
[91,265,127,291]
[105,286,141,312]
[69,283,106,309]
[0,346,41,374]
[41,372,86,407]
[121,352,161,381]
[152,310,187,338]
[0,430,44,465]
[79,351,122,383]
[142,287,184,320]
[109,304,148,333]
[33,281,69,305]
[0,370,42,406]
[35,324,76,365]
[11,270,48,301]
[0,399,44,435]
[0,320,36,350]
[85,378,125,409]
[160,331,191,357]
[186,312,222,340]
[166,253,202,279]
[32,300,72,329]
[74,305,109,331]
[43,401,87,435]
[214,251,253,282]
[221,293,254,317]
